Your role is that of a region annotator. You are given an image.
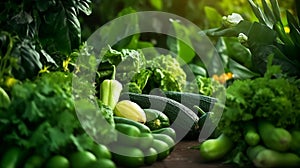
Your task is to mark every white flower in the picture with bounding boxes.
[238,33,248,43]
[222,13,244,26]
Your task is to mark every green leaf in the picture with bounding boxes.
[48,127,69,152]
[248,0,270,26]
[23,101,44,122]
[168,20,195,64]
[77,0,92,15]
[222,37,253,69]
[261,0,275,24]
[228,58,259,79]
[35,0,55,12]
[204,6,223,28]
[66,7,81,49]
[270,0,282,24]
[149,0,163,10]
[247,22,277,47]
[188,64,207,76]
[286,10,300,47]
[251,45,300,76]
[207,20,253,37]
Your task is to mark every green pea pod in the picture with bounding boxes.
[100,65,122,110]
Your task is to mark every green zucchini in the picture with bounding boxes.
[163,91,217,113]
[199,133,233,162]
[120,92,199,140]
[290,129,300,155]
[258,120,292,152]
[251,146,300,167]
[114,116,151,133]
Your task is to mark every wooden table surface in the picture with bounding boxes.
[140,140,234,168]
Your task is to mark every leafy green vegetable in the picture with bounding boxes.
[128,54,187,93]
[0,71,116,157]
[185,76,225,96]
[216,57,300,165]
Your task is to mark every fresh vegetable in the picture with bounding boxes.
[0,147,24,168]
[258,120,292,152]
[86,159,116,168]
[248,145,300,168]
[243,121,260,146]
[246,145,266,161]
[90,143,112,160]
[162,91,218,113]
[152,127,177,141]
[111,145,144,168]
[143,109,170,130]
[120,92,199,140]
[137,133,154,150]
[24,155,45,168]
[114,100,146,123]
[100,65,123,110]
[45,155,70,168]
[185,76,226,96]
[151,139,170,161]
[152,133,175,151]
[113,116,151,133]
[0,72,116,158]
[99,47,146,83]
[143,147,158,165]
[127,54,187,93]
[115,123,141,146]
[290,130,300,155]
[199,133,234,162]
[212,60,300,165]
[69,151,97,168]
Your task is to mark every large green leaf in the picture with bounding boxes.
[286,10,300,47]
[204,6,223,28]
[167,20,195,64]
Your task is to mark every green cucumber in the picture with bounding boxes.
[111,145,144,168]
[247,145,266,161]
[120,92,199,140]
[115,123,141,146]
[151,139,170,161]
[244,122,260,146]
[151,127,176,141]
[199,133,233,162]
[253,148,300,167]
[152,133,175,151]
[0,147,23,168]
[258,120,292,152]
[290,130,300,155]
[114,116,151,133]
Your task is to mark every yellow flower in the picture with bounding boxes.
[212,72,234,84]
[284,26,290,34]
[5,77,18,88]
[39,66,50,74]
[63,57,72,72]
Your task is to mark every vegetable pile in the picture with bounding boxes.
[198,59,300,167]
[1,0,300,167]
